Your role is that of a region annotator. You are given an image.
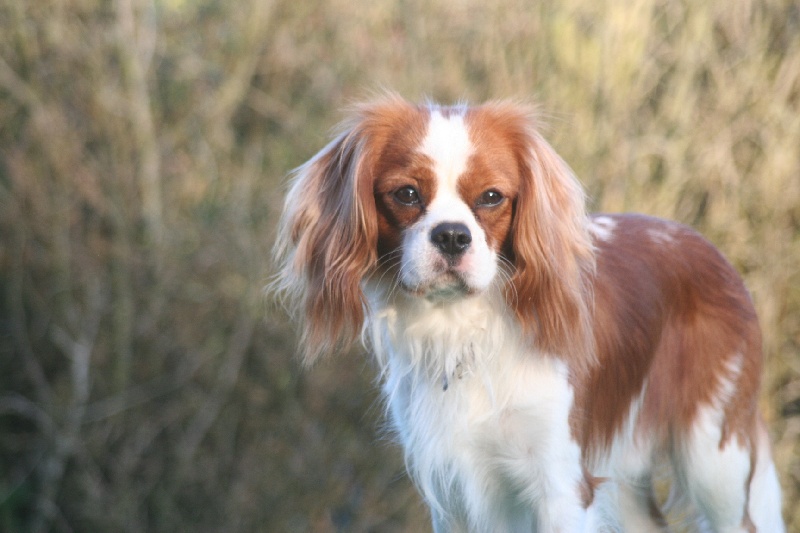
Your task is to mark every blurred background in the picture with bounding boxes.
[0,0,798,531]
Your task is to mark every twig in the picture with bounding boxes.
[205,0,276,145]
[0,393,55,436]
[82,357,201,423]
[115,0,163,246]
[30,285,104,533]
[0,54,40,108]
[176,313,255,470]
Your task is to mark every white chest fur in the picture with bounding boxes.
[367,291,589,532]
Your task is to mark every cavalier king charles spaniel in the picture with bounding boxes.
[273,94,783,532]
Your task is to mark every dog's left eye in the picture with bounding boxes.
[476,189,504,207]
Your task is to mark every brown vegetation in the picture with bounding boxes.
[0,0,798,531]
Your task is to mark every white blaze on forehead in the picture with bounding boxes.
[419,109,473,189]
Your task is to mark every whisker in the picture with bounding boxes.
[495,254,519,307]
[374,249,411,301]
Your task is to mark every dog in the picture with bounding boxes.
[273,94,784,532]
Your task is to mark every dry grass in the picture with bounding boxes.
[0,0,798,531]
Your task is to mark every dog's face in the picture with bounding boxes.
[372,107,520,300]
[275,95,594,363]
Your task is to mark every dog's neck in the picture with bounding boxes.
[365,286,522,386]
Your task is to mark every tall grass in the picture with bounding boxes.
[0,0,798,531]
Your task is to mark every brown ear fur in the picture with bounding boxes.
[272,95,416,364]
[489,104,596,369]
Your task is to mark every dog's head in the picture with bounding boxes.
[273,95,594,364]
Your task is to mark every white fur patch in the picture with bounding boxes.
[679,404,751,530]
[748,424,785,532]
[713,352,744,413]
[589,216,616,241]
[646,227,675,245]
[419,109,472,189]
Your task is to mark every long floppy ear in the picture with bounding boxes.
[272,113,379,365]
[507,110,596,370]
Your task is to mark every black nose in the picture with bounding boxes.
[430,222,472,257]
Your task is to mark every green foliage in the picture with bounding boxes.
[0,0,798,531]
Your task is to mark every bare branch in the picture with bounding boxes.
[176,313,255,470]
[0,54,40,109]
[0,393,55,435]
[115,0,163,245]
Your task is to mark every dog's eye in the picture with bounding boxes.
[394,186,421,206]
[476,189,504,207]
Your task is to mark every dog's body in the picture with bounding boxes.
[274,95,784,531]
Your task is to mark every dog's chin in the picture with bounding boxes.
[402,272,477,303]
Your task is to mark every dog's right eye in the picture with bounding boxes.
[394,186,421,206]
